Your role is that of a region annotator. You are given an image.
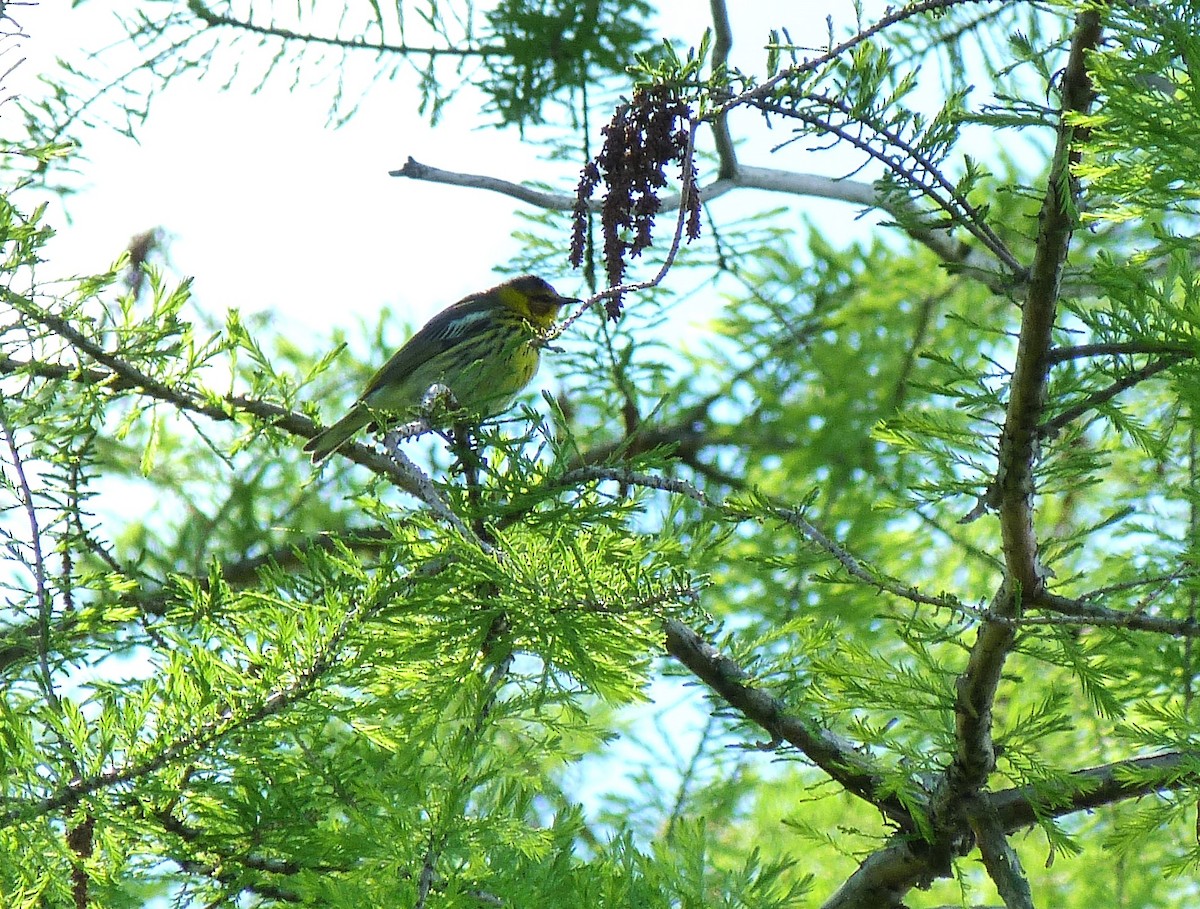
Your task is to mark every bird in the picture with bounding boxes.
[304,275,578,462]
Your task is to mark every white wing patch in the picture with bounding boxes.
[440,310,491,340]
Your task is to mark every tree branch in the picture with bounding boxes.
[708,0,737,180]
[1046,341,1195,364]
[0,338,434,503]
[151,806,324,901]
[712,0,994,124]
[186,1,498,58]
[821,839,940,909]
[750,91,1023,276]
[966,797,1033,909]
[564,465,973,617]
[1040,355,1185,438]
[663,619,914,826]
[954,5,1103,795]
[1033,589,1200,637]
[391,157,1005,289]
[991,751,1200,831]
[563,402,715,469]
[392,155,883,212]
[820,748,1200,908]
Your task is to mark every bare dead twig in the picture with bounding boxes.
[392,157,1010,289]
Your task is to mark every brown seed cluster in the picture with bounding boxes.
[570,86,702,318]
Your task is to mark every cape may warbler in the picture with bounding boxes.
[304,275,578,462]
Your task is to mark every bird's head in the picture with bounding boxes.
[496,275,579,328]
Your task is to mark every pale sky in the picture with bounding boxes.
[14,0,860,343]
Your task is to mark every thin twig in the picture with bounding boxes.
[189,2,500,58]
[1034,590,1200,637]
[381,427,486,549]
[708,0,737,180]
[710,0,993,122]
[0,416,84,781]
[1046,341,1195,364]
[753,90,1023,276]
[0,304,441,501]
[991,750,1200,831]
[1040,355,1185,438]
[561,465,970,616]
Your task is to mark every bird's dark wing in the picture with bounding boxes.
[357,293,494,402]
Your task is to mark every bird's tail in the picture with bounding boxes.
[304,405,372,462]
